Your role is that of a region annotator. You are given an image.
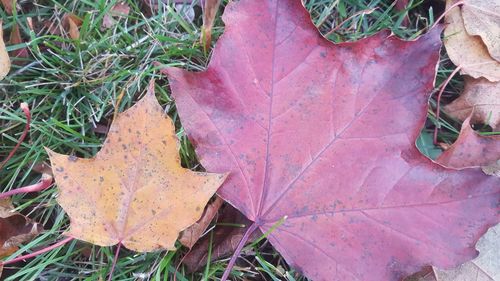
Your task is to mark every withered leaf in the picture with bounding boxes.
[182,204,259,273]
[46,83,226,252]
[102,2,130,29]
[9,23,29,62]
[444,77,500,130]
[201,0,221,52]
[0,198,42,259]
[437,116,500,169]
[443,0,500,82]
[462,0,500,61]
[0,0,15,15]
[0,21,11,80]
[179,196,223,249]
[63,13,82,40]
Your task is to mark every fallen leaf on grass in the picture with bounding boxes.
[394,0,410,26]
[9,23,29,62]
[102,2,130,29]
[179,196,223,248]
[162,0,499,279]
[183,204,259,272]
[403,266,437,281]
[434,223,500,281]
[437,116,500,169]
[482,160,500,177]
[0,198,42,259]
[444,77,500,130]
[462,0,500,61]
[443,0,500,82]
[200,0,221,52]
[46,83,226,252]
[63,13,82,40]
[0,0,16,14]
[0,22,11,80]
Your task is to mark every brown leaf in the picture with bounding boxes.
[403,267,437,281]
[8,23,29,62]
[0,21,11,80]
[462,0,500,61]
[201,0,221,52]
[62,13,82,40]
[443,0,500,82]
[182,204,260,272]
[46,82,226,252]
[444,77,500,130]
[102,2,130,29]
[437,116,500,168]
[31,162,53,176]
[141,0,193,16]
[394,0,410,26]
[179,196,223,249]
[0,198,42,259]
[8,23,22,45]
[434,224,500,281]
[482,160,500,177]
[0,0,16,15]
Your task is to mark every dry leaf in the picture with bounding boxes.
[179,196,223,248]
[31,162,53,176]
[63,13,82,40]
[394,0,410,26]
[403,267,437,281]
[443,0,500,82]
[9,23,29,62]
[437,116,500,169]
[201,0,221,52]
[0,0,15,15]
[462,0,500,61]
[482,160,500,177]
[182,204,259,272]
[434,224,500,281]
[102,2,130,29]
[444,77,500,130]
[0,198,42,258]
[9,23,22,46]
[0,21,11,80]
[46,82,226,252]
[174,3,195,24]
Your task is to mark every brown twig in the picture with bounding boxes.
[107,242,122,281]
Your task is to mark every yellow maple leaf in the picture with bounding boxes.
[46,82,226,252]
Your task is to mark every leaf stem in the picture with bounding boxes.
[1,236,74,266]
[220,222,258,281]
[0,103,31,170]
[0,174,53,200]
[107,242,122,281]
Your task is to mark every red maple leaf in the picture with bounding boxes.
[161,0,500,280]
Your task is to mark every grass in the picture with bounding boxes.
[0,0,486,280]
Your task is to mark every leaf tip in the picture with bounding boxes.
[44,147,54,157]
